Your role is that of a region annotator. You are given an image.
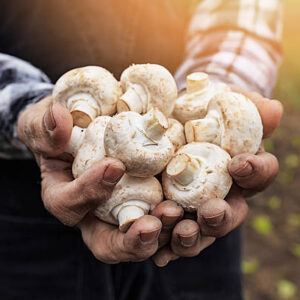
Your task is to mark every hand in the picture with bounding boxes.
[17,96,125,226]
[18,96,164,263]
[152,88,283,266]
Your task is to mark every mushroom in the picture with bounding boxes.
[53,66,122,128]
[185,92,263,157]
[94,174,163,232]
[117,64,177,117]
[162,142,232,212]
[104,109,183,177]
[71,116,111,179]
[172,72,229,124]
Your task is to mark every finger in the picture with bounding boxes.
[41,157,125,226]
[228,151,279,192]
[229,86,283,138]
[152,246,179,267]
[151,200,184,248]
[197,189,248,238]
[79,214,162,264]
[171,219,215,257]
[17,96,73,157]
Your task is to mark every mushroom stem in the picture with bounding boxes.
[186,72,210,94]
[185,111,220,143]
[65,126,86,156]
[166,153,200,186]
[143,109,169,140]
[111,200,150,232]
[67,93,100,128]
[117,84,147,114]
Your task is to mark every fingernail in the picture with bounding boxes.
[140,229,160,244]
[103,165,125,185]
[43,104,56,131]
[157,259,169,267]
[178,232,198,247]
[231,160,253,177]
[161,215,181,227]
[203,211,225,227]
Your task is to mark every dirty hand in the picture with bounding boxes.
[152,88,283,267]
[18,96,165,263]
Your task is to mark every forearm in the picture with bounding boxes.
[175,0,283,97]
[0,53,53,159]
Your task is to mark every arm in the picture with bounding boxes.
[175,0,283,97]
[0,53,53,159]
[153,0,284,266]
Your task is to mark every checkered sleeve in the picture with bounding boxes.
[0,53,53,159]
[175,0,283,97]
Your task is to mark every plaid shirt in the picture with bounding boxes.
[0,0,282,159]
[175,0,283,96]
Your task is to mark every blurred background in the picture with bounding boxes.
[243,1,300,299]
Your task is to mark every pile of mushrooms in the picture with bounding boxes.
[52,65,263,231]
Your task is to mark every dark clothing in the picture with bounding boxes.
[0,160,242,300]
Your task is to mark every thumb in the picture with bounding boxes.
[41,157,125,226]
[18,95,73,157]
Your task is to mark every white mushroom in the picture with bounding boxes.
[94,174,163,232]
[104,109,182,177]
[72,116,111,179]
[185,92,263,157]
[172,72,229,124]
[53,66,122,128]
[162,143,232,212]
[117,64,177,117]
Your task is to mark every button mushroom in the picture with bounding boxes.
[117,64,177,117]
[94,174,163,232]
[66,116,163,232]
[172,72,229,124]
[162,142,232,212]
[53,66,122,128]
[104,108,184,177]
[72,116,111,179]
[185,91,263,156]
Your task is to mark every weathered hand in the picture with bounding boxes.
[17,96,165,263]
[17,96,125,226]
[152,88,283,266]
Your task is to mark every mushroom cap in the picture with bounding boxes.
[72,116,111,178]
[104,111,175,177]
[53,66,122,116]
[120,64,177,116]
[94,174,163,225]
[173,80,229,124]
[162,142,232,211]
[209,92,263,156]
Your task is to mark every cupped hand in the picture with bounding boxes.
[18,96,125,226]
[152,88,283,266]
[17,96,166,263]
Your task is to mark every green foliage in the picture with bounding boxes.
[285,154,300,169]
[290,244,300,258]
[252,215,273,236]
[291,136,300,149]
[277,280,297,299]
[264,139,275,153]
[277,170,294,186]
[287,214,300,227]
[242,259,259,275]
[267,196,282,210]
